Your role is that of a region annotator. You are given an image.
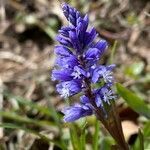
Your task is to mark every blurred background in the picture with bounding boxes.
[0,0,150,149]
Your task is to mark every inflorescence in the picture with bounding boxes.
[52,3,116,122]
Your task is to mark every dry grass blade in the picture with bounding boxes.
[0,78,3,138]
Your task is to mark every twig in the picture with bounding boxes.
[0,51,37,69]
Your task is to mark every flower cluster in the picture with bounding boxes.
[52,3,116,122]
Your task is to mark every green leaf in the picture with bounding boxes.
[70,124,80,150]
[100,136,115,150]
[3,92,67,150]
[139,130,144,150]
[4,91,52,117]
[0,110,54,127]
[4,91,62,127]
[143,121,150,149]
[93,120,100,150]
[132,122,150,150]
[116,83,150,118]
[79,122,87,150]
[143,121,150,137]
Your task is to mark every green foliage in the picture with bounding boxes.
[2,91,67,149]
[132,122,150,150]
[70,124,80,150]
[116,83,150,119]
[93,120,100,150]
[69,120,88,150]
[79,120,87,150]
[100,136,115,150]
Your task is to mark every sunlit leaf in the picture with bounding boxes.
[116,83,150,119]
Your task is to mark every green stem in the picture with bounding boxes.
[93,119,99,150]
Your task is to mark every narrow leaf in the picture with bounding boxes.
[0,110,54,127]
[4,91,52,117]
[93,120,100,150]
[132,122,150,150]
[139,130,144,150]
[116,83,150,118]
[70,124,80,150]
[79,122,87,150]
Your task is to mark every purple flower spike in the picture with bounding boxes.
[62,3,81,27]
[51,3,116,122]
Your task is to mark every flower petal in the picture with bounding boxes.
[56,80,82,98]
[51,69,72,81]
[62,104,93,122]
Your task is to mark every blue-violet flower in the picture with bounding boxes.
[52,3,116,122]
